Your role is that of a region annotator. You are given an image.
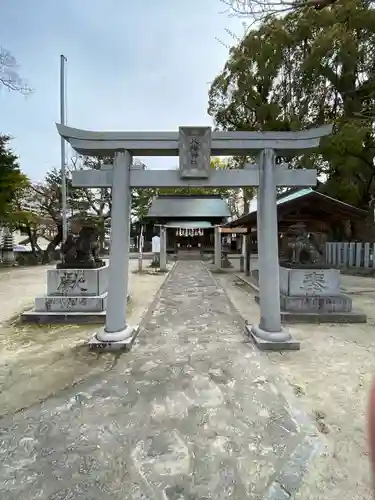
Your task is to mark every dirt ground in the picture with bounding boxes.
[0,260,169,419]
[2,261,375,498]
[216,270,375,500]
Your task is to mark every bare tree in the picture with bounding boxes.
[0,47,32,95]
[221,0,338,25]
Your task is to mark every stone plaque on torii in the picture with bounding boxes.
[56,123,332,350]
[179,126,211,178]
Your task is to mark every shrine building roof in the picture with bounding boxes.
[146,194,231,220]
[227,188,369,228]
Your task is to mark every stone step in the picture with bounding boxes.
[22,294,130,324]
[21,310,107,324]
[176,251,203,261]
[280,292,352,313]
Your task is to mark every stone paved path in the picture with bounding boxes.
[0,262,319,499]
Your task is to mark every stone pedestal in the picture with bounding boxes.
[22,265,126,323]
[239,255,245,272]
[279,265,352,313]
[277,264,366,322]
[221,251,233,269]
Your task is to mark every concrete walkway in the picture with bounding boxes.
[0,262,319,499]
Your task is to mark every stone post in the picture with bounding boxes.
[96,151,137,344]
[250,149,293,348]
[160,226,167,271]
[214,226,221,269]
[239,255,244,272]
[138,230,143,273]
[245,235,251,276]
[238,234,244,272]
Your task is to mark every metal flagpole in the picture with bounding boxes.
[60,54,68,243]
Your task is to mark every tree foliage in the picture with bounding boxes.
[14,155,113,261]
[221,0,339,30]
[0,135,29,224]
[209,0,375,209]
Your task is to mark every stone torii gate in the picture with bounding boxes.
[57,124,332,349]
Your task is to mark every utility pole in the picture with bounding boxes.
[60,54,68,243]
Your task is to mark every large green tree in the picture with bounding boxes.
[0,134,29,224]
[221,0,339,24]
[209,0,375,209]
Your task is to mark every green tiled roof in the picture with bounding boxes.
[146,196,230,219]
[248,188,313,214]
[276,188,314,205]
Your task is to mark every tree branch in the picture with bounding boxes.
[0,47,32,95]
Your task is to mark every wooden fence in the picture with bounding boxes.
[325,242,375,268]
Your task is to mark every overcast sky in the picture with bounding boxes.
[0,0,244,182]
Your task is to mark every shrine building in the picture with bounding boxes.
[145,194,231,255]
[226,187,371,255]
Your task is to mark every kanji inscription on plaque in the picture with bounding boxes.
[179,126,211,178]
[300,271,327,294]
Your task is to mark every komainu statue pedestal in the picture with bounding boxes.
[22,222,128,324]
[278,263,367,323]
[22,265,110,324]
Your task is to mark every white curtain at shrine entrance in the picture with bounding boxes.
[165,220,211,238]
[165,220,212,249]
[176,228,204,237]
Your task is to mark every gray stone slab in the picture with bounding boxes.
[236,273,259,292]
[21,310,107,324]
[274,436,321,496]
[263,482,291,500]
[252,294,366,324]
[22,295,130,324]
[1,262,321,499]
[280,310,367,324]
[88,325,140,351]
[47,265,109,296]
[35,293,107,312]
[280,291,352,313]
[246,324,300,351]
[279,266,341,296]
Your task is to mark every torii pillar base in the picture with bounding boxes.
[246,324,300,351]
[88,324,140,351]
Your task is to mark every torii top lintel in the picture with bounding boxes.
[56,123,333,157]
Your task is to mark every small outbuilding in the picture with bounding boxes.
[227,188,371,244]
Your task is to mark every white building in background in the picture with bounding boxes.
[18,182,44,215]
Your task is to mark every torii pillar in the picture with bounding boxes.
[248,149,293,348]
[95,151,136,345]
